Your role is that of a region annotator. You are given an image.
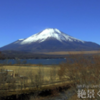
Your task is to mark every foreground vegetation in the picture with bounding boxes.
[0,64,70,99]
[63,53,100,100]
[0,51,100,100]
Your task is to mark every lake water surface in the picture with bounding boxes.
[0,58,66,65]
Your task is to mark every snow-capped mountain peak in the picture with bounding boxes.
[1,28,100,52]
[20,28,84,45]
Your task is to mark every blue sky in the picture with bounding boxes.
[0,0,100,47]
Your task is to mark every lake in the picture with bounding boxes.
[0,58,66,65]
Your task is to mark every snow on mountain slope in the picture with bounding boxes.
[1,28,100,52]
[20,28,85,45]
[14,39,25,44]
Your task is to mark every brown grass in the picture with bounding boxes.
[44,50,100,55]
[1,65,60,82]
[0,64,70,98]
[1,51,100,99]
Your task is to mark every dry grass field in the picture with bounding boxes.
[1,65,69,82]
[45,50,100,55]
[0,64,70,97]
[0,64,71,100]
[1,51,100,99]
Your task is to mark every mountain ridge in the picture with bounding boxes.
[0,28,100,52]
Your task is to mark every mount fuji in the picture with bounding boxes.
[0,28,100,52]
